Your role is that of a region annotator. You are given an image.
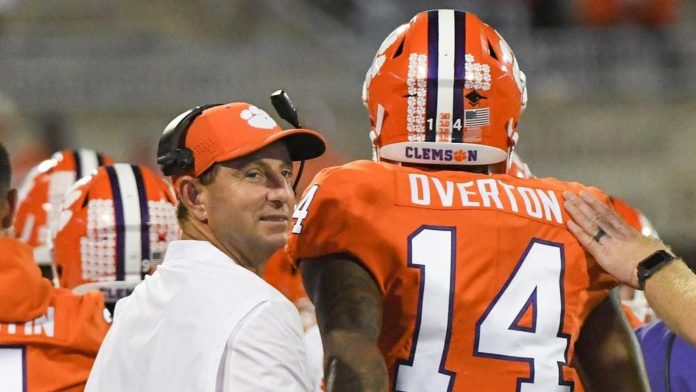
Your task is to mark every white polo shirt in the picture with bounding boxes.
[86,240,311,392]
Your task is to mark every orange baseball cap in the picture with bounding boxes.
[159,102,326,177]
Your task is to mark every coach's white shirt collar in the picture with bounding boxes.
[162,240,243,269]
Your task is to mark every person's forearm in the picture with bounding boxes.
[574,293,650,392]
[644,259,696,345]
[324,331,388,392]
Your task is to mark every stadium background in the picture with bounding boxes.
[0,0,694,258]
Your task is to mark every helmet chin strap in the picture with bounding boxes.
[505,118,518,172]
[371,104,386,162]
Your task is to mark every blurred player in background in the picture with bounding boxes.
[0,141,110,392]
[287,10,647,391]
[13,148,113,280]
[51,163,180,313]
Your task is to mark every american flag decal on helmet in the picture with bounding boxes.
[464,108,490,128]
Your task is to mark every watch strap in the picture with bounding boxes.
[637,250,675,290]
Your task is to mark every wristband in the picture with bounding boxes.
[636,250,675,290]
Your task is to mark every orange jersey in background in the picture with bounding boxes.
[610,197,658,239]
[0,237,110,391]
[287,160,618,392]
[264,249,307,305]
[622,304,644,329]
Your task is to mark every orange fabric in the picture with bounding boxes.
[610,196,658,240]
[622,304,644,329]
[610,197,642,232]
[287,160,617,391]
[0,238,52,321]
[0,237,110,391]
[264,249,307,304]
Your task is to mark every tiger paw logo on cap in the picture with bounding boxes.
[240,105,278,130]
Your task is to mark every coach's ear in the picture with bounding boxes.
[175,176,208,222]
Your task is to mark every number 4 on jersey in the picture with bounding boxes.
[475,240,571,392]
[292,184,319,234]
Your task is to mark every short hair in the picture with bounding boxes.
[176,163,219,222]
[0,141,11,196]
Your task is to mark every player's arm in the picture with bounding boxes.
[300,253,388,392]
[574,290,650,392]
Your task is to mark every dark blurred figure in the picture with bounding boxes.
[530,0,570,28]
[307,0,357,25]
[39,112,71,153]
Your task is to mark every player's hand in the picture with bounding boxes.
[563,190,671,288]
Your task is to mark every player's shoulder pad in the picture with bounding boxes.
[535,177,610,206]
[310,160,393,198]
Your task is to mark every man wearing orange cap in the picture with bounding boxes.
[0,141,110,391]
[86,102,326,391]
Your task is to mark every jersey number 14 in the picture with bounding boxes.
[394,227,571,392]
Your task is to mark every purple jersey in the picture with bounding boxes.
[635,320,696,392]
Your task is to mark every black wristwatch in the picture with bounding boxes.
[636,250,675,290]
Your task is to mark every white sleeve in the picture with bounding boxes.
[304,324,325,392]
[217,297,312,392]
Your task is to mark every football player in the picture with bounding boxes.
[51,163,180,313]
[287,10,647,391]
[13,149,114,280]
[0,142,110,391]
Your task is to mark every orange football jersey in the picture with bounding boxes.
[0,237,110,392]
[263,249,307,305]
[287,160,617,392]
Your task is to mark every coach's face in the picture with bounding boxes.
[203,141,294,271]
